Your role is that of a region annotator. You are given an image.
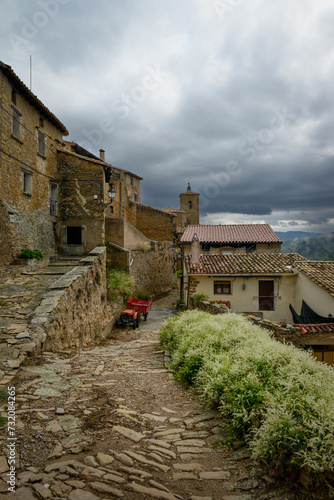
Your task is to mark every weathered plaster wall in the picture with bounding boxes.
[295,272,334,319]
[105,217,150,250]
[29,247,114,351]
[187,274,297,323]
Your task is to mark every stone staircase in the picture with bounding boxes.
[0,257,83,389]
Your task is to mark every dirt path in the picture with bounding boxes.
[0,293,304,499]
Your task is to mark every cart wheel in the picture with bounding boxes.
[144,313,148,321]
[132,321,136,330]
[137,314,141,327]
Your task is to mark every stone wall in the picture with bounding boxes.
[246,316,301,345]
[131,241,177,296]
[0,66,65,263]
[29,247,115,351]
[57,151,105,255]
[194,300,302,345]
[127,203,174,242]
[194,300,229,315]
[0,201,12,266]
[2,200,56,258]
[107,241,177,297]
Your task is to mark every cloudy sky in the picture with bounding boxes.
[1,0,334,234]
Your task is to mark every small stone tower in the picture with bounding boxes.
[179,183,200,225]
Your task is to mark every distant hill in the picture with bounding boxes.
[281,233,334,260]
[276,231,323,242]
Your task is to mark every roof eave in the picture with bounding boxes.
[0,61,69,135]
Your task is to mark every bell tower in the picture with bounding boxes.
[179,183,200,225]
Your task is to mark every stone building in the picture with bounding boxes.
[162,183,200,239]
[59,143,175,250]
[56,145,109,255]
[0,61,69,266]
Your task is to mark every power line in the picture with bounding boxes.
[111,198,174,242]
[0,103,174,242]
[0,103,94,177]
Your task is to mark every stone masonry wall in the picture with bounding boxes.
[108,241,177,297]
[194,300,302,346]
[131,241,177,296]
[246,316,301,345]
[0,67,65,262]
[2,200,56,258]
[29,247,114,351]
[57,152,105,254]
[0,201,13,266]
[127,203,174,242]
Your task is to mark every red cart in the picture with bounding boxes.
[127,296,153,321]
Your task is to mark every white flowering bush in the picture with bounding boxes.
[159,310,334,472]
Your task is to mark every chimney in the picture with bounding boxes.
[191,233,200,265]
[99,149,105,162]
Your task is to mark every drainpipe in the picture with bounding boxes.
[108,242,133,273]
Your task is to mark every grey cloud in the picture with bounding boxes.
[1,0,334,233]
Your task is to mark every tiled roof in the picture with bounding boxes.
[186,253,306,275]
[294,261,334,298]
[0,61,68,135]
[180,224,282,244]
[299,324,334,335]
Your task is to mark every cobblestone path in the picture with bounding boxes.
[0,294,303,500]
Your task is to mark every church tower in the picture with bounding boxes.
[179,183,200,225]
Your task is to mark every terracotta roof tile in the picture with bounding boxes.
[299,324,334,335]
[181,224,281,244]
[186,253,306,275]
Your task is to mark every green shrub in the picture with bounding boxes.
[107,269,134,302]
[18,248,44,260]
[176,270,183,278]
[175,298,187,311]
[134,290,151,300]
[193,292,209,307]
[159,310,334,473]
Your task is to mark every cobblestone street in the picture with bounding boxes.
[0,294,303,500]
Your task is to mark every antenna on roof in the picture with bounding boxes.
[29,55,32,90]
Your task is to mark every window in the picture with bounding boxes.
[134,193,138,202]
[12,106,21,140]
[23,170,33,195]
[130,177,134,185]
[214,281,231,294]
[110,205,114,213]
[67,227,82,245]
[50,184,58,216]
[259,280,274,311]
[11,88,17,104]
[39,116,44,128]
[38,130,46,156]
[188,201,192,210]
